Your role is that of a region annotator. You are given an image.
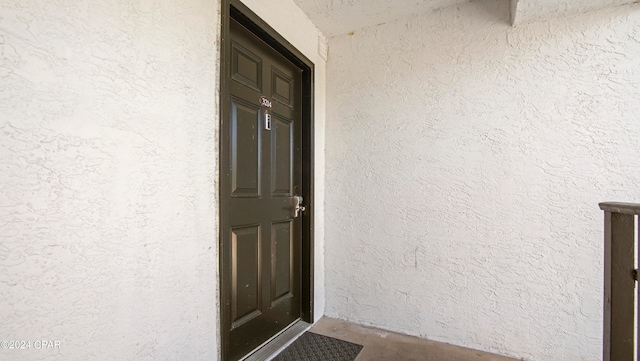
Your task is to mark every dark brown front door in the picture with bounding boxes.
[221,18,303,361]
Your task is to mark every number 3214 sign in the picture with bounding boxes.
[259,96,272,109]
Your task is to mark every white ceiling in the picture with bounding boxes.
[291,0,639,36]
[291,0,471,37]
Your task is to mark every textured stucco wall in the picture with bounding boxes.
[0,1,221,360]
[324,1,640,360]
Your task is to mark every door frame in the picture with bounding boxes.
[219,0,315,359]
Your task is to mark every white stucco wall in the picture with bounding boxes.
[0,1,221,360]
[0,0,325,360]
[324,1,640,360]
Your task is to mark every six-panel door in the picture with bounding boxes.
[223,19,303,361]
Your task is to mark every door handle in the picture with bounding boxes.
[291,195,306,218]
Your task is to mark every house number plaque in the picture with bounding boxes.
[259,96,272,109]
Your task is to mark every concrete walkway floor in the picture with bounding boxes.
[309,317,519,361]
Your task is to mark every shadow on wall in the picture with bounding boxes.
[455,0,512,26]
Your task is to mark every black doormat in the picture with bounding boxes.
[273,332,363,361]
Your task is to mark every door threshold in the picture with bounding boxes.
[240,320,311,361]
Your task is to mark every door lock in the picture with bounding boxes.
[264,113,272,131]
[291,195,306,218]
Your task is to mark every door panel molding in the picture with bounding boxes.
[230,224,262,329]
[270,113,293,197]
[271,220,294,303]
[220,1,315,360]
[230,97,262,198]
[231,41,263,92]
